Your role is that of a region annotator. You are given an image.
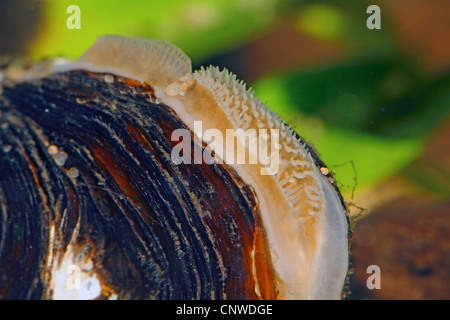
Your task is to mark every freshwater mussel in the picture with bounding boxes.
[0,36,351,300]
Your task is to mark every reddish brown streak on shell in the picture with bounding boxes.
[125,117,278,299]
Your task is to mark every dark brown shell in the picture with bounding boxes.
[0,70,277,299]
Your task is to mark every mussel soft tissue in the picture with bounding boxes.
[0,35,351,300]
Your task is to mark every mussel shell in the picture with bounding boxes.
[0,70,276,299]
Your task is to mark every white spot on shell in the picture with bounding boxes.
[3,145,12,153]
[53,151,68,166]
[67,167,79,178]
[104,74,114,83]
[48,145,58,155]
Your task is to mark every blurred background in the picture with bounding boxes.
[0,0,449,299]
